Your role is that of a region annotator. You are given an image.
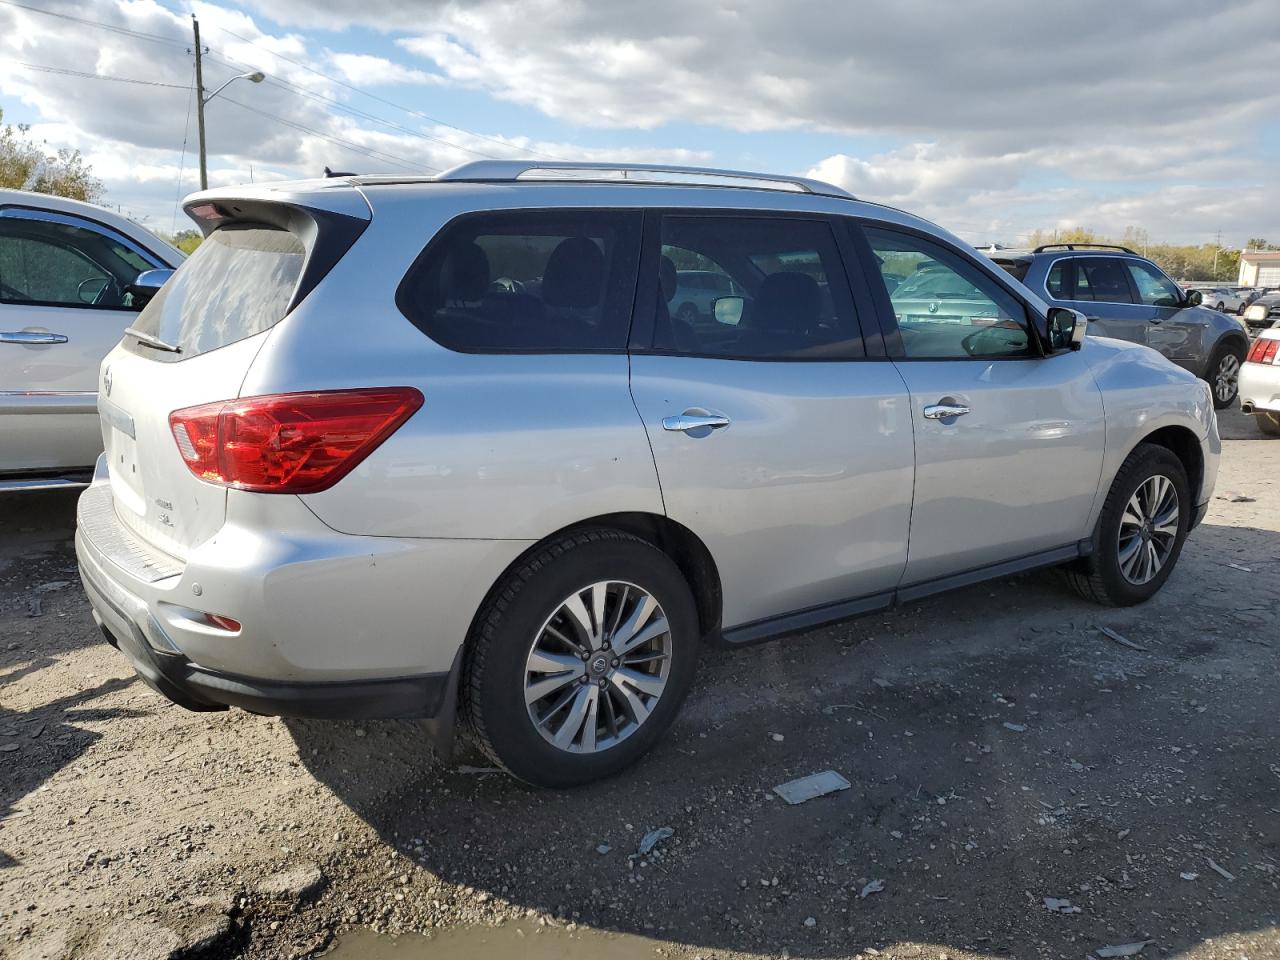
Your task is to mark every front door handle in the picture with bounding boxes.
[1,331,69,344]
[923,402,970,420]
[662,412,731,433]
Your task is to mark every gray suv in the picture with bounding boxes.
[989,244,1250,409]
[75,163,1219,786]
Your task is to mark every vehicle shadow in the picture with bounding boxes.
[287,518,1280,958]
[0,676,144,869]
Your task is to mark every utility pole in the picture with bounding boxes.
[1212,229,1222,278]
[192,15,208,191]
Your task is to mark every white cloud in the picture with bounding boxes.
[328,53,441,87]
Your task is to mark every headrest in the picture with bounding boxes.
[659,256,678,302]
[749,271,821,331]
[542,237,605,308]
[439,241,490,302]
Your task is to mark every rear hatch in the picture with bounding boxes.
[99,184,371,560]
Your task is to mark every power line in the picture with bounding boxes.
[219,95,429,173]
[209,23,561,161]
[0,0,187,47]
[203,51,508,162]
[13,62,190,90]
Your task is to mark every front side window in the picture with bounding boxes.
[1125,260,1182,307]
[864,227,1031,359]
[655,216,862,359]
[398,210,641,352]
[0,215,153,309]
[1073,257,1134,303]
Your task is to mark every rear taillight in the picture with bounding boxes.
[169,388,423,493]
[1246,338,1279,365]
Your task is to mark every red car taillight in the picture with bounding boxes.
[1246,339,1279,365]
[169,388,423,493]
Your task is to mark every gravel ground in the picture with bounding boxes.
[1,410,1277,960]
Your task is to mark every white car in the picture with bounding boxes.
[1241,328,1280,435]
[1197,287,1247,314]
[1,190,183,492]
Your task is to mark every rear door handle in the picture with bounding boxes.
[662,413,731,433]
[1,331,68,344]
[923,402,970,420]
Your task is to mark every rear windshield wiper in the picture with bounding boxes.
[124,328,182,354]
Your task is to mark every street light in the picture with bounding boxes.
[191,16,265,190]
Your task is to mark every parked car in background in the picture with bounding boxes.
[670,268,743,322]
[989,244,1250,408]
[0,190,183,491]
[76,162,1219,787]
[1243,291,1280,331]
[1197,287,1247,314]
[1240,327,1280,436]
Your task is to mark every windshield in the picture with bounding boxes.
[129,225,304,360]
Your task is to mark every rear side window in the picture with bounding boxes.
[1046,261,1068,298]
[654,216,862,360]
[397,210,642,352]
[130,225,304,358]
[1072,257,1135,304]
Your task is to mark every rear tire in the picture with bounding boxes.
[461,529,699,787]
[1205,342,1245,409]
[1257,411,1280,437]
[1215,301,1225,312]
[1064,444,1191,607]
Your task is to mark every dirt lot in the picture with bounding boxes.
[2,412,1277,960]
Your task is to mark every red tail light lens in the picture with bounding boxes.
[1248,338,1280,365]
[169,388,423,493]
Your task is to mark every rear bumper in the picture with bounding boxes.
[1239,361,1280,414]
[78,524,451,718]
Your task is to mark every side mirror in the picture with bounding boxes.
[1047,306,1087,352]
[1184,289,1203,307]
[126,268,175,311]
[712,295,745,326]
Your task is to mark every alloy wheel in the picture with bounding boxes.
[1116,474,1180,585]
[524,581,671,754]
[1214,353,1240,404]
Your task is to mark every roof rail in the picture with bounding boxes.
[1032,242,1138,255]
[434,160,855,200]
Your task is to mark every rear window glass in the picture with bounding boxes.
[397,210,641,352]
[129,225,304,359]
[993,259,1029,283]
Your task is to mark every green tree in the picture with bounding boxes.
[0,109,103,202]
[1246,238,1280,251]
[167,229,203,255]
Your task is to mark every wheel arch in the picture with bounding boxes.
[1133,424,1205,505]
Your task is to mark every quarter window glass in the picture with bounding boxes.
[1125,260,1181,307]
[398,211,641,352]
[1046,261,1067,298]
[864,227,1031,359]
[0,216,153,308]
[1074,258,1134,303]
[655,217,862,360]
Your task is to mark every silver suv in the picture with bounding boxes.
[988,244,1250,409]
[75,162,1220,786]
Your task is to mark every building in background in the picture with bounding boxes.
[1238,250,1280,287]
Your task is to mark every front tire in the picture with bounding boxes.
[1065,444,1191,606]
[1215,301,1225,312]
[462,529,699,787]
[1206,342,1245,409]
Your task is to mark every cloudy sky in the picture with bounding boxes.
[1,0,1278,245]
